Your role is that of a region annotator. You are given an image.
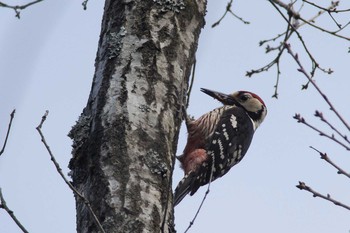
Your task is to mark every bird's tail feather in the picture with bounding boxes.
[174,172,196,206]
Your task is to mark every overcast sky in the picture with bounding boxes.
[1,1,350,233]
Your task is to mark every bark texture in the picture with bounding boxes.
[69,0,206,232]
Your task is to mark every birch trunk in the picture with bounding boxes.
[69,1,207,232]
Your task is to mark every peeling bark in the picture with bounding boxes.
[69,0,207,232]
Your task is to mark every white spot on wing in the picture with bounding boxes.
[230,115,237,128]
[218,139,224,159]
[223,131,229,141]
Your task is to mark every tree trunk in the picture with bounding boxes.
[68,0,206,232]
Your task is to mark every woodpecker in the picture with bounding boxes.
[174,88,267,206]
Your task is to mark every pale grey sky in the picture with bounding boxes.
[1,1,349,233]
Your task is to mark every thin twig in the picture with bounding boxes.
[270,0,350,41]
[0,109,15,156]
[272,60,281,98]
[272,16,293,98]
[310,146,350,179]
[246,28,290,78]
[302,0,350,13]
[314,110,350,145]
[293,114,350,151]
[247,13,293,97]
[246,57,279,77]
[257,0,335,88]
[82,0,88,10]
[269,0,333,76]
[247,0,348,102]
[227,8,250,25]
[272,0,347,66]
[186,58,196,109]
[184,152,215,233]
[36,111,106,233]
[260,0,330,47]
[299,17,350,41]
[249,0,347,97]
[161,148,178,233]
[334,20,350,34]
[212,0,231,28]
[259,32,286,47]
[0,0,44,18]
[212,0,249,28]
[0,188,29,233]
[296,181,350,211]
[327,12,342,29]
[286,44,350,132]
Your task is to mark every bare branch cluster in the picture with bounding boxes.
[287,43,350,134]
[286,44,350,212]
[247,0,349,98]
[0,110,106,232]
[0,0,43,18]
[36,111,106,233]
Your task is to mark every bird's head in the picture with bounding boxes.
[200,88,267,128]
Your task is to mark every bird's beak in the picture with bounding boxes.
[200,88,238,105]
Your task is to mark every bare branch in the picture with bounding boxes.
[0,109,15,156]
[36,111,106,233]
[302,0,350,13]
[286,44,350,132]
[246,18,292,78]
[314,110,350,145]
[299,17,350,41]
[246,14,294,97]
[212,0,250,28]
[186,58,196,109]
[293,113,350,151]
[249,0,335,95]
[296,181,350,211]
[82,0,89,10]
[260,0,331,47]
[334,20,350,34]
[270,0,350,41]
[184,153,215,233]
[259,32,286,47]
[246,56,280,77]
[0,188,29,233]
[183,188,210,233]
[271,61,281,99]
[0,0,44,18]
[310,146,350,179]
[269,0,333,77]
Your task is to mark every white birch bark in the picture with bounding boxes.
[69,1,207,232]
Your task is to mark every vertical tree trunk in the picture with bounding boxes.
[69,0,206,232]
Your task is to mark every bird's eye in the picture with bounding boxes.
[239,94,250,101]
